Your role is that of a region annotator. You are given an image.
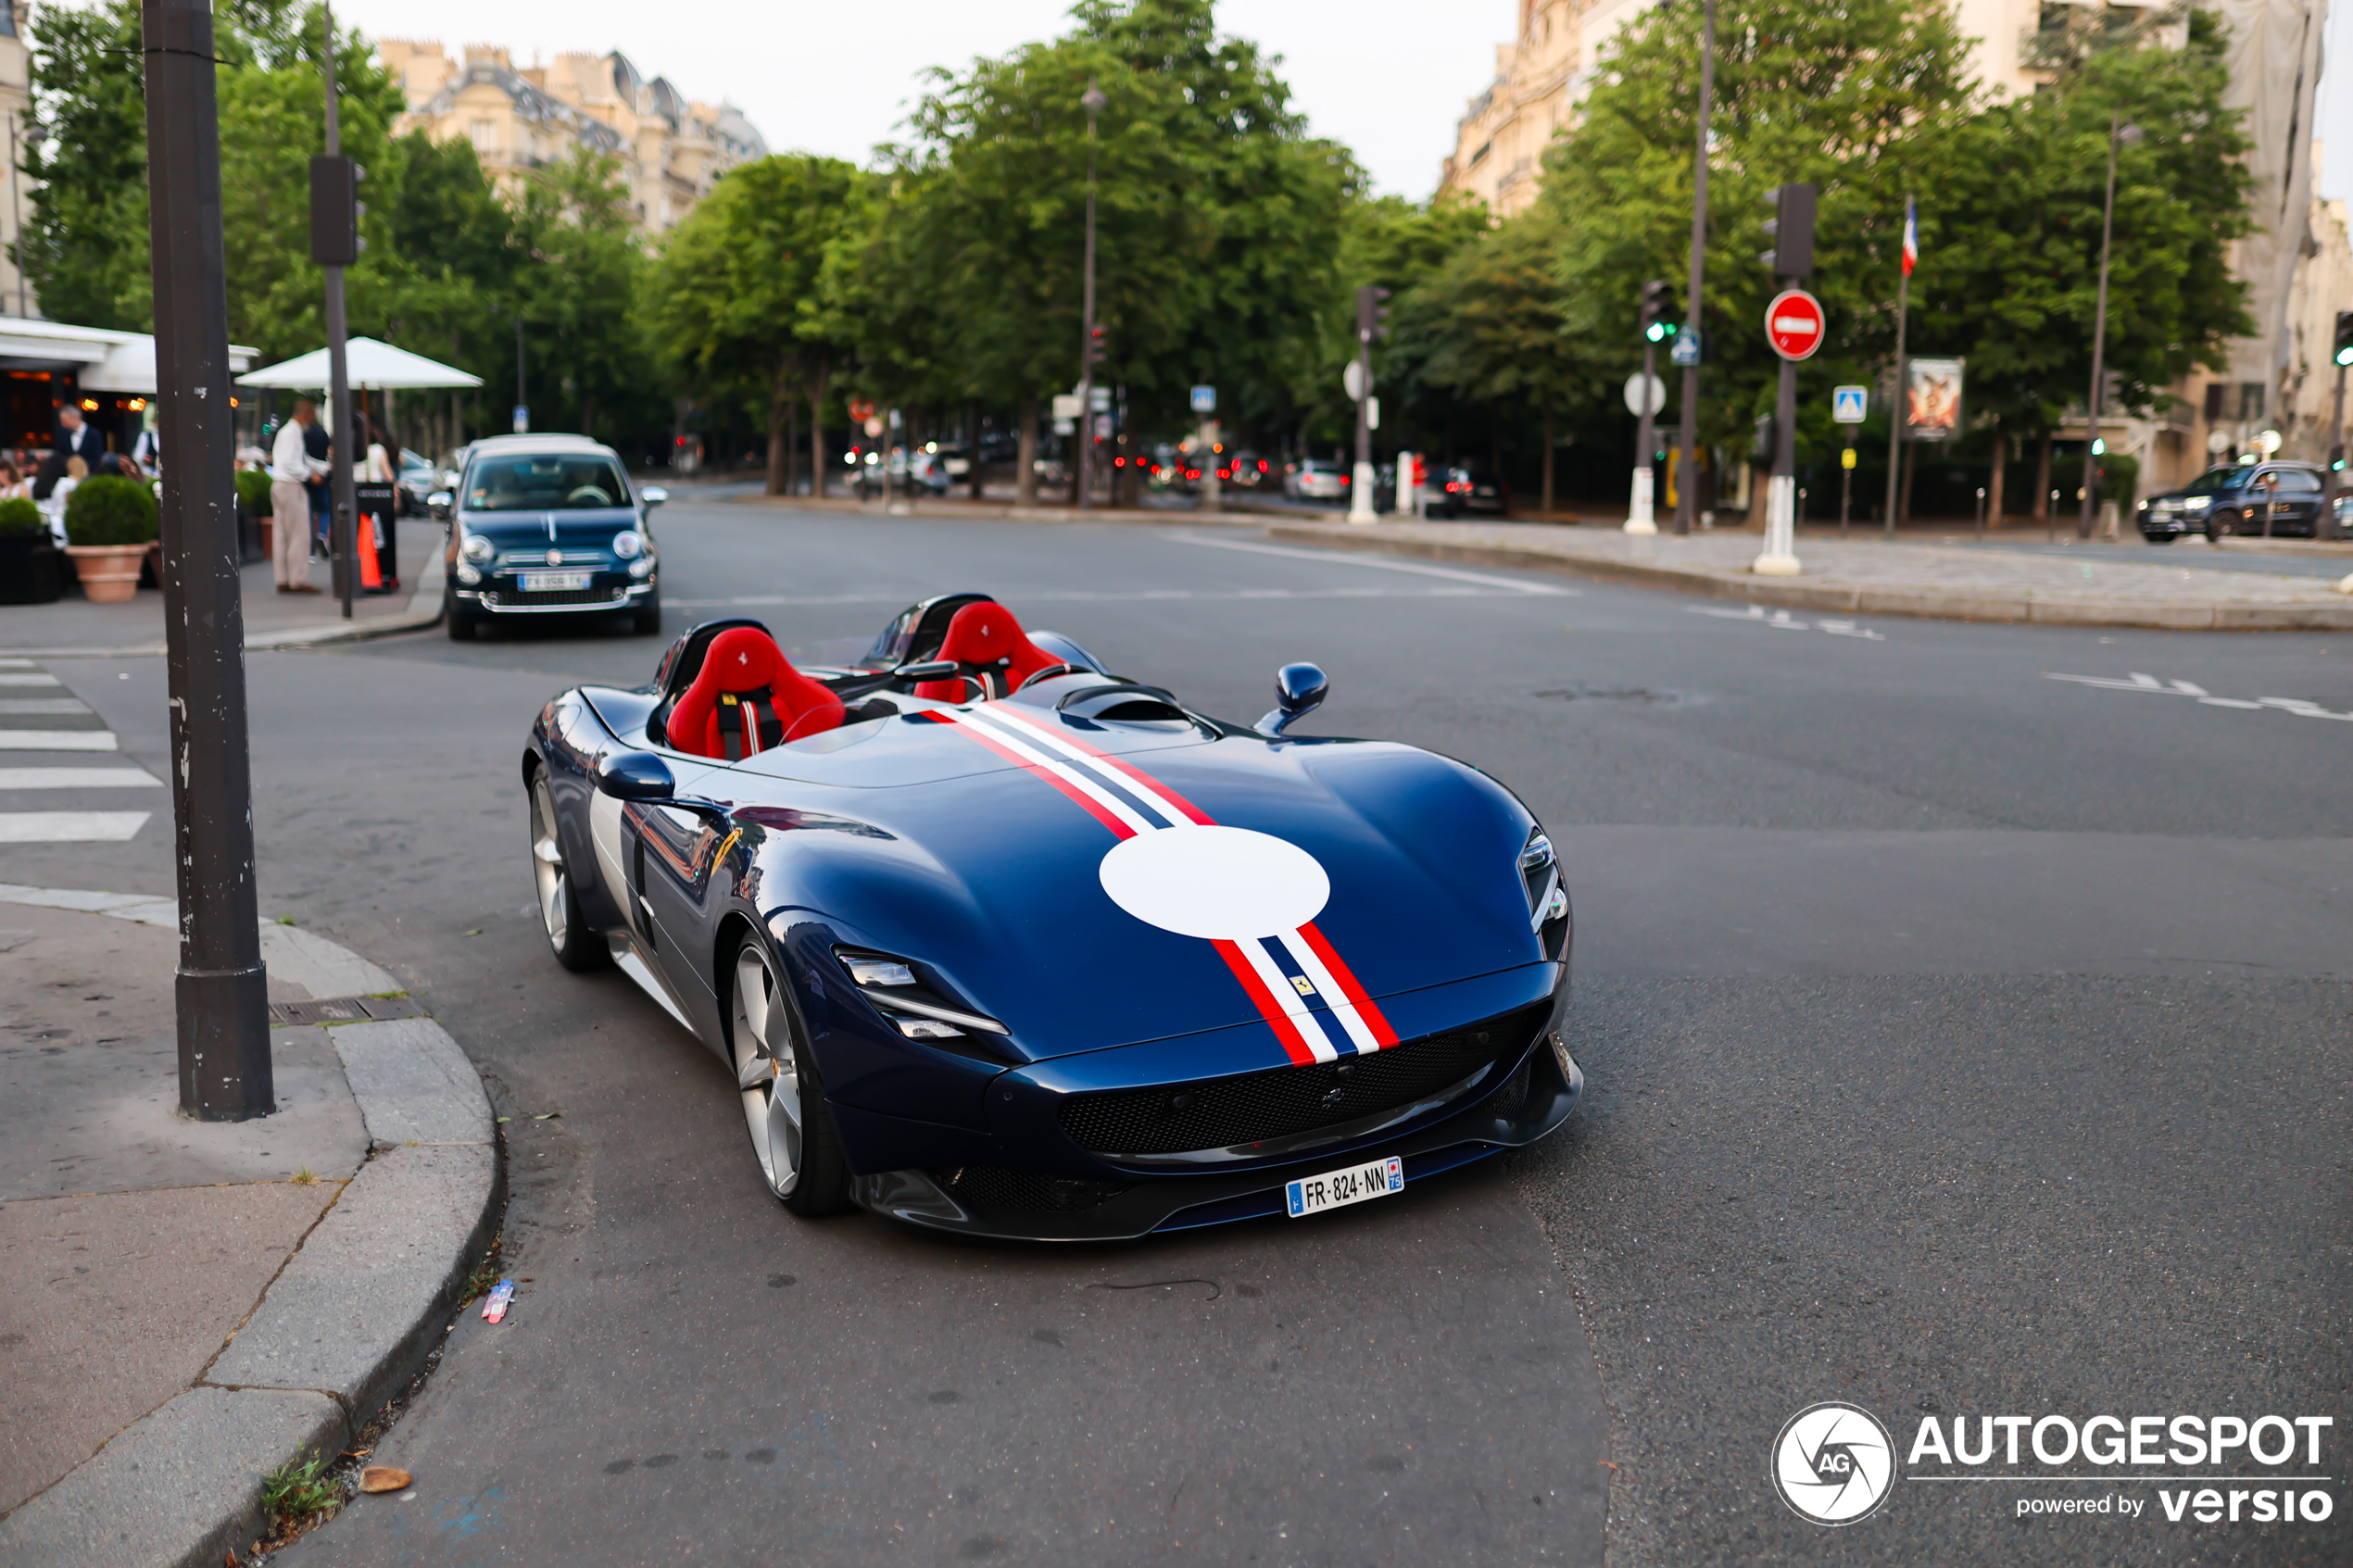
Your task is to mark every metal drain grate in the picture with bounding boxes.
[268,994,422,1026]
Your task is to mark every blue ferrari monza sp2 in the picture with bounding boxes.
[524,593,1579,1240]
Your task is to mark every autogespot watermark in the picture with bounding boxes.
[1771,1405,2338,1528]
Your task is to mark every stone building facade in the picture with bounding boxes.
[377,41,766,234]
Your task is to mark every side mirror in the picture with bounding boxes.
[896,659,959,682]
[1256,661,1328,737]
[596,750,676,800]
[640,485,668,509]
[425,491,453,522]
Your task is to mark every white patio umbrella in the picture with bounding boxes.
[235,336,483,390]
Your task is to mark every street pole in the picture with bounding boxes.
[2080,117,2136,540]
[1629,333,1659,533]
[2328,358,2347,541]
[143,0,271,1119]
[1840,447,1853,536]
[1672,0,1715,536]
[321,3,357,619]
[1883,195,1910,535]
[514,314,525,431]
[1076,80,1104,513]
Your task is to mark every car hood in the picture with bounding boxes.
[461,508,639,555]
[721,709,1547,1063]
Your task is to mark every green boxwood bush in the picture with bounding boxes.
[233,467,274,514]
[0,495,44,534]
[64,474,160,547]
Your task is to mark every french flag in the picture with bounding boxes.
[1901,196,1918,277]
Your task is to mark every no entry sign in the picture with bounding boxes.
[1765,289,1825,360]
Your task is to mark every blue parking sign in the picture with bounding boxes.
[1190,384,1216,414]
[1831,385,1868,424]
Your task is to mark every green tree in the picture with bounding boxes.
[1531,0,1978,507]
[1908,8,2254,518]
[647,153,867,495]
[506,150,655,446]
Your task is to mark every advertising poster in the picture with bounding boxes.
[1906,358,1964,441]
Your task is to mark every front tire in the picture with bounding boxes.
[2208,511,2235,539]
[728,936,851,1216]
[447,589,481,640]
[631,589,662,636]
[529,770,608,972]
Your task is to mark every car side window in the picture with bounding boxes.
[2270,470,2322,493]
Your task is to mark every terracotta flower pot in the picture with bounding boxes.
[66,543,148,604]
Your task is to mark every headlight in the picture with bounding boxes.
[834,947,1008,1039]
[626,556,655,579]
[2182,495,2211,511]
[460,533,497,563]
[454,562,482,585]
[1520,827,1564,930]
[612,529,643,558]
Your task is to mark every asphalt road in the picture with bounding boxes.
[6,493,2345,1566]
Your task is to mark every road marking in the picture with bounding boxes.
[0,698,92,715]
[0,730,116,750]
[0,766,162,789]
[0,811,149,842]
[2045,671,2353,720]
[0,673,62,686]
[1164,533,1576,594]
[1687,604,1885,639]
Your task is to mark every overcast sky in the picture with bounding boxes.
[319,0,2350,201]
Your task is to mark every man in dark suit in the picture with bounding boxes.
[303,416,333,551]
[55,406,106,468]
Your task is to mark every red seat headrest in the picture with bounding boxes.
[668,627,844,759]
[914,602,1064,701]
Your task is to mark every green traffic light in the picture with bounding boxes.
[2091,438,2106,456]
[1645,321,1676,343]
[2337,345,2353,367]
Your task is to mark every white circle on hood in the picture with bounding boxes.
[1098,825,1330,941]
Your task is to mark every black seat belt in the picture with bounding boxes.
[714,687,774,760]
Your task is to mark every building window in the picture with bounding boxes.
[1470,140,1491,167]
[469,119,496,150]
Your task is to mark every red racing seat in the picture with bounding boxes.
[913,602,1067,701]
[667,626,845,760]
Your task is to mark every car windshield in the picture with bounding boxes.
[467,454,631,511]
[2181,467,2258,496]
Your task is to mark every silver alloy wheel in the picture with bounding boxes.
[529,774,571,956]
[731,944,804,1198]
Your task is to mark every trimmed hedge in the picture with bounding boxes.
[234,466,274,514]
[0,495,44,534]
[64,474,161,546]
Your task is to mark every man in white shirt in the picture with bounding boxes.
[270,400,328,593]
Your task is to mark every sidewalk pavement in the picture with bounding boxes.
[0,887,497,1568]
[1258,519,2353,631]
[3,528,446,658]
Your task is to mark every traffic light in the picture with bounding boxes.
[1088,324,1107,367]
[2334,310,2353,368]
[309,156,362,266]
[1639,279,1676,343]
[1760,182,1817,279]
[1356,284,1391,343]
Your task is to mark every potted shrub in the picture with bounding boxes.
[63,474,159,603]
[234,466,274,561]
[0,495,61,604]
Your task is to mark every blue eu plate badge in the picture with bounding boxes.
[1286,1156,1404,1219]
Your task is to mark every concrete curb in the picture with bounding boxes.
[725,492,1261,529]
[0,891,499,1568]
[1261,523,2353,631]
[3,545,447,659]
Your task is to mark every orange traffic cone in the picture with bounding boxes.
[357,510,383,592]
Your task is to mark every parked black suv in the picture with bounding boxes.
[2139,461,2330,541]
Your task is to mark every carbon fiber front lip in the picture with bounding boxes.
[846,1035,1582,1243]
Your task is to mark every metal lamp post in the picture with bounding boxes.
[1076,79,1106,512]
[143,0,271,1119]
[1672,0,1716,536]
[2078,117,2141,540]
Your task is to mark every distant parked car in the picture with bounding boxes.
[1285,458,1350,503]
[2139,461,2327,541]
[1425,465,1508,519]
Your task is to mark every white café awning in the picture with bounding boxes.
[237,336,484,391]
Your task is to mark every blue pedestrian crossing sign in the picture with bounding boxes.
[1669,330,1701,367]
[1190,384,1216,414]
[1831,385,1868,424]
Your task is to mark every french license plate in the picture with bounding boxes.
[520,570,594,592]
[1285,1156,1403,1219]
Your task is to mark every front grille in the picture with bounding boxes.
[1058,1002,1550,1158]
[930,1164,1130,1213]
[487,586,625,608]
